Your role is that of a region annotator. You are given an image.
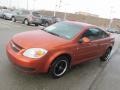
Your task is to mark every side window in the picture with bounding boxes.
[22,11,29,15]
[95,28,109,38]
[83,28,107,41]
[101,30,109,38]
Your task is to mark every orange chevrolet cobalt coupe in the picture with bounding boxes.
[6,21,114,78]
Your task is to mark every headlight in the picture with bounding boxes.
[23,48,47,59]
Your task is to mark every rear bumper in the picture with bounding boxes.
[6,43,50,74]
[31,21,42,25]
[29,19,42,25]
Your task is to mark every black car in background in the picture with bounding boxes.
[107,28,120,34]
[40,16,59,27]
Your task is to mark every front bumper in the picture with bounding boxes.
[6,43,49,73]
[5,15,12,20]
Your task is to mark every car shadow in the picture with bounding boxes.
[4,58,109,90]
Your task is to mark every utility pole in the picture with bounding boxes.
[63,3,70,20]
[9,0,12,8]
[108,6,115,29]
[64,12,67,20]
[63,6,67,20]
[53,1,57,17]
[33,0,36,10]
[27,0,28,10]
[58,0,62,8]
[53,0,62,17]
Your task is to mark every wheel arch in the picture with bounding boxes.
[23,18,30,25]
[107,45,113,51]
[108,46,112,50]
[45,52,72,73]
[11,16,15,18]
[24,18,28,21]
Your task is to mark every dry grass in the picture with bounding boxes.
[40,10,120,30]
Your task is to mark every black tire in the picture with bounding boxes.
[24,19,30,25]
[100,47,112,61]
[49,56,69,79]
[44,22,49,27]
[35,24,39,26]
[3,15,6,20]
[11,17,16,22]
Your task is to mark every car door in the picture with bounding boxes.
[15,10,22,21]
[16,10,28,21]
[17,11,25,21]
[94,28,111,56]
[74,28,102,64]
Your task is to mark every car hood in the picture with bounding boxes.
[12,30,69,50]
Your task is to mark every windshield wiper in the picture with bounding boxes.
[43,30,68,39]
[47,31,60,37]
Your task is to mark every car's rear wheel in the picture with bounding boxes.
[11,17,16,22]
[24,19,29,25]
[35,24,39,26]
[49,56,69,78]
[100,47,112,61]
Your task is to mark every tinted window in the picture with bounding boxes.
[22,11,30,15]
[83,28,108,40]
[32,12,41,17]
[100,29,109,38]
[4,10,11,13]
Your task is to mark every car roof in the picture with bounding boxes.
[64,21,97,28]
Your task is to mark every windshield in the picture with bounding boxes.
[44,22,83,39]
[4,10,11,13]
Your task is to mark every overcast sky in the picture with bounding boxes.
[0,0,120,19]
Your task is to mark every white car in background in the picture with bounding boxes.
[0,9,4,18]
[2,9,16,20]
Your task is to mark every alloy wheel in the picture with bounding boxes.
[53,60,68,77]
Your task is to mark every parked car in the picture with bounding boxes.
[6,21,114,78]
[0,9,3,18]
[55,18,62,22]
[107,28,120,34]
[0,9,6,18]
[2,9,16,20]
[11,10,42,26]
[40,16,58,27]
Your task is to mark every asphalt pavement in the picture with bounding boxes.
[0,19,120,90]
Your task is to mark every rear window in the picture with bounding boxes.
[22,11,30,15]
[4,10,11,13]
[32,12,41,17]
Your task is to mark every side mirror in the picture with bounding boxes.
[79,37,91,43]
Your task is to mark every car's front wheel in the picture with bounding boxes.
[3,15,6,20]
[49,56,69,78]
[100,47,112,61]
[11,17,16,22]
[35,24,39,26]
